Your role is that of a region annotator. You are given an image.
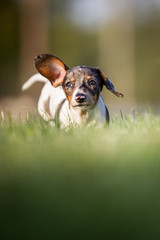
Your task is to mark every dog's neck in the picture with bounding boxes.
[68,102,97,125]
[80,110,89,120]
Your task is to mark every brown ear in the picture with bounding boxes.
[98,69,124,98]
[34,54,69,87]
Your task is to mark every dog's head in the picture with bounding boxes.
[34,54,124,109]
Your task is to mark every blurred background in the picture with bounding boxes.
[0,0,160,118]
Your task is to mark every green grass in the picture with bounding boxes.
[1,113,160,239]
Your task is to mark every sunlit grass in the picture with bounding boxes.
[0,113,160,239]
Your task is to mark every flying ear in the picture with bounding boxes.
[97,69,124,98]
[34,54,69,87]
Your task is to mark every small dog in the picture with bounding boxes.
[22,54,124,128]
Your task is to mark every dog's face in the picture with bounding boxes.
[62,66,103,109]
[34,54,123,109]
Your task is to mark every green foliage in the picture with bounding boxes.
[0,0,19,95]
[0,113,160,239]
[49,20,98,67]
[135,16,160,102]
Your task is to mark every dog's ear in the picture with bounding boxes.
[34,54,69,87]
[97,68,124,98]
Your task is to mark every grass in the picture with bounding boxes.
[1,112,160,239]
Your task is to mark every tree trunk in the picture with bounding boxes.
[19,0,49,91]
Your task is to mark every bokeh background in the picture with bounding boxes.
[1,0,160,118]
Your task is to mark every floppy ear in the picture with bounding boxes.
[34,54,69,87]
[97,69,124,98]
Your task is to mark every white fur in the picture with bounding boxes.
[22,73,107,128]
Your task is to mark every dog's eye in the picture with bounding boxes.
[88,79,96,87]
[65,81,73,87]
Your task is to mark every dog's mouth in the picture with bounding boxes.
[72,103,94,110]
[74,103,90,107]
[75,104,88,107]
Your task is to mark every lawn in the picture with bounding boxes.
[0,113,160,239]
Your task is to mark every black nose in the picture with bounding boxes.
[75,93,86,103]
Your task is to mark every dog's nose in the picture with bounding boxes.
[75,93,86,103]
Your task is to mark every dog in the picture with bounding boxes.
[22,54,124,128]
